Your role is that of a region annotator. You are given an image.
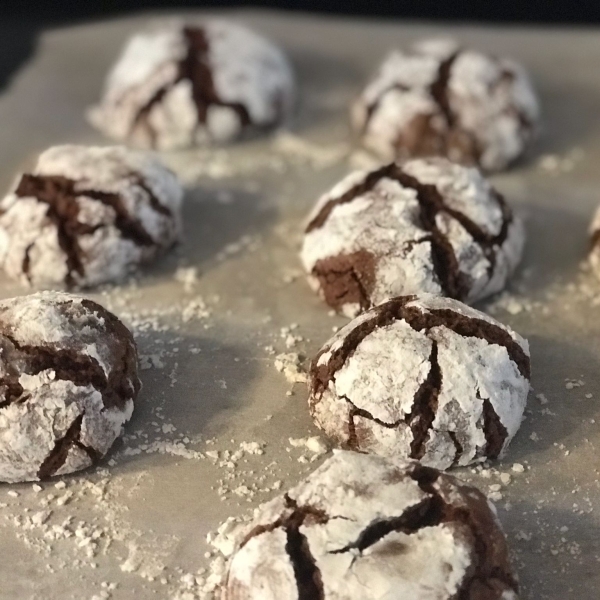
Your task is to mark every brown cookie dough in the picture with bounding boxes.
[0,292,140,482]
[221,451,519,599]
[308,295,530,470]
[352,38,540,172]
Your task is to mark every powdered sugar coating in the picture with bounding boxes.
[222,451,519,599]
[352,38,540,172]
[308,295,530,470]
[0,145,182,289]
[0,292,140,482]
[88,20,296,150]
[301,157,525,317]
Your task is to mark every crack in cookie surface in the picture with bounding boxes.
[330,494,446,555]
[133,27,251,141]
[406,342,442,458]
[36,413,85,479]
[238,494,327,599]
[429,51,459,128]
[480,396,508,460]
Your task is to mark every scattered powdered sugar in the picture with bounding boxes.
[274,352,307,383]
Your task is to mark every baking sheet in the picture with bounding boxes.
[0,9,600,599]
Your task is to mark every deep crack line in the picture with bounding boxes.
[329,495,445,555]
[480,395,508,460]
[132,27,251,139]
[236,495,327,600]
[425,308,529,379]
[182,28,251,128]
[363,82,410,130]
[0,376,25,409]
[448,431,464,467]
[407,342,442,458]
[285,525,325,600]
[429,51,460,129]
[37,413,85,479]
[15,174,88,285]
[345,395,411,451]
[76,187,155,247]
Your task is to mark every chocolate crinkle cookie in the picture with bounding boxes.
[221,451,519,599]
[352,38,540,172]
[0,145,182,289]
[301,157,524,317]
[308,295,530,470]
[0,292,140,482]
[88,20,295,150]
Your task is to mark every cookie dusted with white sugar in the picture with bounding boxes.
[221,451,519,599]
[301,157,524,317]
[308,295,530,470]
[0,145,182,289]
[0,292,140,482]
[352,38,539,172]
[88,20,295,150]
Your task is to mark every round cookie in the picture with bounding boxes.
[308,295,530,470]
[221,450,519,600]
[352,38,540,172]
[0,292,140,482]
[0,145,182,289]
[88,20,295,150]
[301,157,524,317]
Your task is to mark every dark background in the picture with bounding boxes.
[1,0,600,25]
[1,1,598,96]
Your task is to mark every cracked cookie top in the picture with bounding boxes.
[301,157,525,317]
[308,295,530,470]
[0,291,140,482]
[88,20,296,150]
[352,38,540,172]
[221,450,519,600]
[0,145,182,289]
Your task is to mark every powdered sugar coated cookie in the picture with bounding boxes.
[221,450,519,599]
[88,20,295,149]
[352,38,539,172]
[301,157,525,317]
[0,145,182,288]
[308,295,530,470]
[0,292,140,482]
